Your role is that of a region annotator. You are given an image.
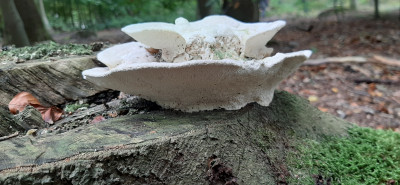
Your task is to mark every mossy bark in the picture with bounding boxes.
[0,56,105,107]
[0,91,353,184]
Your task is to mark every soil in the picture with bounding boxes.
[48,11,399,132]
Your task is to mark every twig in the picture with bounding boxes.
[303,55,400,67]
[353,78,400,85]
[372,55,400,67]
[304,56,368,65]
[0,131,19,142]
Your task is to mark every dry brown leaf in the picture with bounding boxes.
[90,115,106,124]
[377,102,389,114]
[367,83,377,96]
[318,107,329,112]
[43,106,63,124]
[145,47,160,55]
[8,92,41,114]
[31,104,63,124]
[300,89,318,95]
[9,92,63,124]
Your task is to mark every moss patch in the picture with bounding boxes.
[64,103,90,113]
[289,126,400,184]
[1,41,92,61]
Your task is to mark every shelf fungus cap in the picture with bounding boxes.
[83,16,312,112]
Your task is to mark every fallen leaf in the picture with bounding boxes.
[350,102,359,107]
[318,107,329,112]
[367,83,376,96]
[331,87,339,93]
[8,92,41,114]
[43,106,63,124]
[301,89,318,95]
[377,102,389,114]
[149,130,156,134]
[376,125,385,130]
[308,95,319,102]
[90,115,106,124]
[9,92,63,124]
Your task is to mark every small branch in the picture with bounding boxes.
[304,55,400,67]
[353,78,399,85]
[304,56,368,65]
[0,131,19,142]
[372,55,400,67]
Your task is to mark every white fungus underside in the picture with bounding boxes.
[83,50,311,112]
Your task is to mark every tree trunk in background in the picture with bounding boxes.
[222,0,259,22]
[14,0,52,44]
[197,0,211,19]
[374,0,380,18]
[34,0,53,33]
[0,0,30,47]
[301,0,309,14]
[350,0,357,10]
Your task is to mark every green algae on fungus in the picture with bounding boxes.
[288,126,400,184]
[0,41,92,61]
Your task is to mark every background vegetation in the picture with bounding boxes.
[1,0,398,33]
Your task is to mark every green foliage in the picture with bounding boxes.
[0,41,92,61]
[289,127,400,184]
[265,0,399,17]
[43,0,196,31]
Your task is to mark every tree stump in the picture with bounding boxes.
[0,56,105,107]
[0,91,352,184]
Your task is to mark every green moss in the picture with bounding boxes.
[64,103,89,113]
[1,41,92,61]
[289,126,400,184]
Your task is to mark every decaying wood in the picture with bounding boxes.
[0,91,352,184]
[0,56,105,107]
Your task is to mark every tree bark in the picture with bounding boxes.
[0,91,352,184]
[0,0,30,47]
[34,0,53,33]
[350,0,357,10]
[14,0,53,44]
[374,0,380,18]
[222,0,260,22]
[0,56,105,108]
[301,0,309,13]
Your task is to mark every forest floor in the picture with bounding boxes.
[51,11,400,131]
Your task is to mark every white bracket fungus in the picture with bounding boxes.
[82,15,312,112]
